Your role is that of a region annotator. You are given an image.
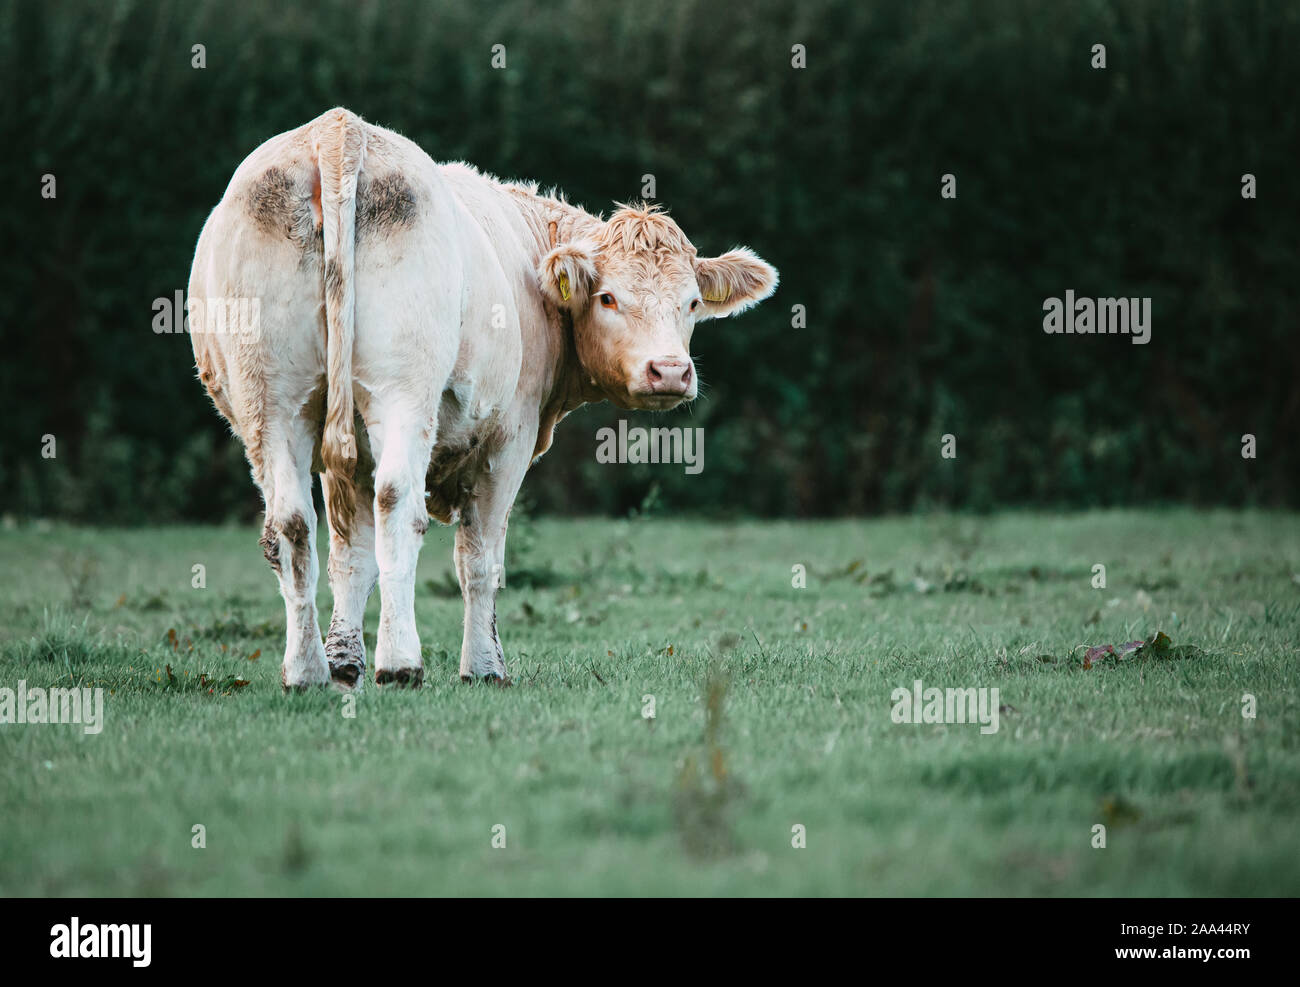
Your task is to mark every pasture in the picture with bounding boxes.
[1,509,1297,896]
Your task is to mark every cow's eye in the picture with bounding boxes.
[599,293,618,310]
[689,298,700,312]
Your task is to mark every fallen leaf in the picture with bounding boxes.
[1085,644,1115,664]
[1100,794,1142,827]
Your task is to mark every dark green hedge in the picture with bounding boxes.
[2,0,1294,521]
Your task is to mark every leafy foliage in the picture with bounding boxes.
[2,0,1295,520]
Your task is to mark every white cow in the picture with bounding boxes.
[188,108,777,688]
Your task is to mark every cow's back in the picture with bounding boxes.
[189,109,548,526]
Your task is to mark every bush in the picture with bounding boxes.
[1,0,1294,520]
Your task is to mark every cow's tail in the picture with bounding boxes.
[314,109,366,541]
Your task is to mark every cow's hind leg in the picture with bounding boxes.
[322,468,378,690]
[260,416,329,689]
[368,403,437,687]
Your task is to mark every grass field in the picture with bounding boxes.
[1,509,1297,896]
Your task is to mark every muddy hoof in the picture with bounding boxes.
[329,656,365,690]
[460,673,512,687]
[376,667,424,688]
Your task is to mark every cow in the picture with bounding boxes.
[188,107,777,689]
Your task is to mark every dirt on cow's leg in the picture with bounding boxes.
[458,611,511,687]
[369,407,436,688]
[455,509,507,682]
[261,421,330,690]
[455,433,531,683]
[325,620,367,690]
[322,470,378,691]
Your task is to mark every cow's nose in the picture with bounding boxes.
[645,358,693,394]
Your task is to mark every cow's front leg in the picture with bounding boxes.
[456,435,531,682]
[370,407,436,687]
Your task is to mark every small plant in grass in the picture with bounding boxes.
[673,662,745,858]
[281,821,310,875]
[55,550,101,610]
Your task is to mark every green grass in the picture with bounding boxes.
[1,509,1298,896]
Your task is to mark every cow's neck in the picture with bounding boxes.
[506,187,605,458]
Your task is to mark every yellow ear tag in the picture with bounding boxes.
[704,283,731,304]
[558,271,571,301]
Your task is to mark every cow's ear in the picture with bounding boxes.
[694,247,778,319]
[538,238,599,311]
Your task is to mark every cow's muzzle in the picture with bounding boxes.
[630,357,695,403]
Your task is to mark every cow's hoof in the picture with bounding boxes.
[460,672,512,687]
[376,667,424,688]
[329,656,366,691]
[282,664,329,692]
[282,680,326,693]
[325,627,366,691]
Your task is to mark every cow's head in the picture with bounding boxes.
[539,204,777,410]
